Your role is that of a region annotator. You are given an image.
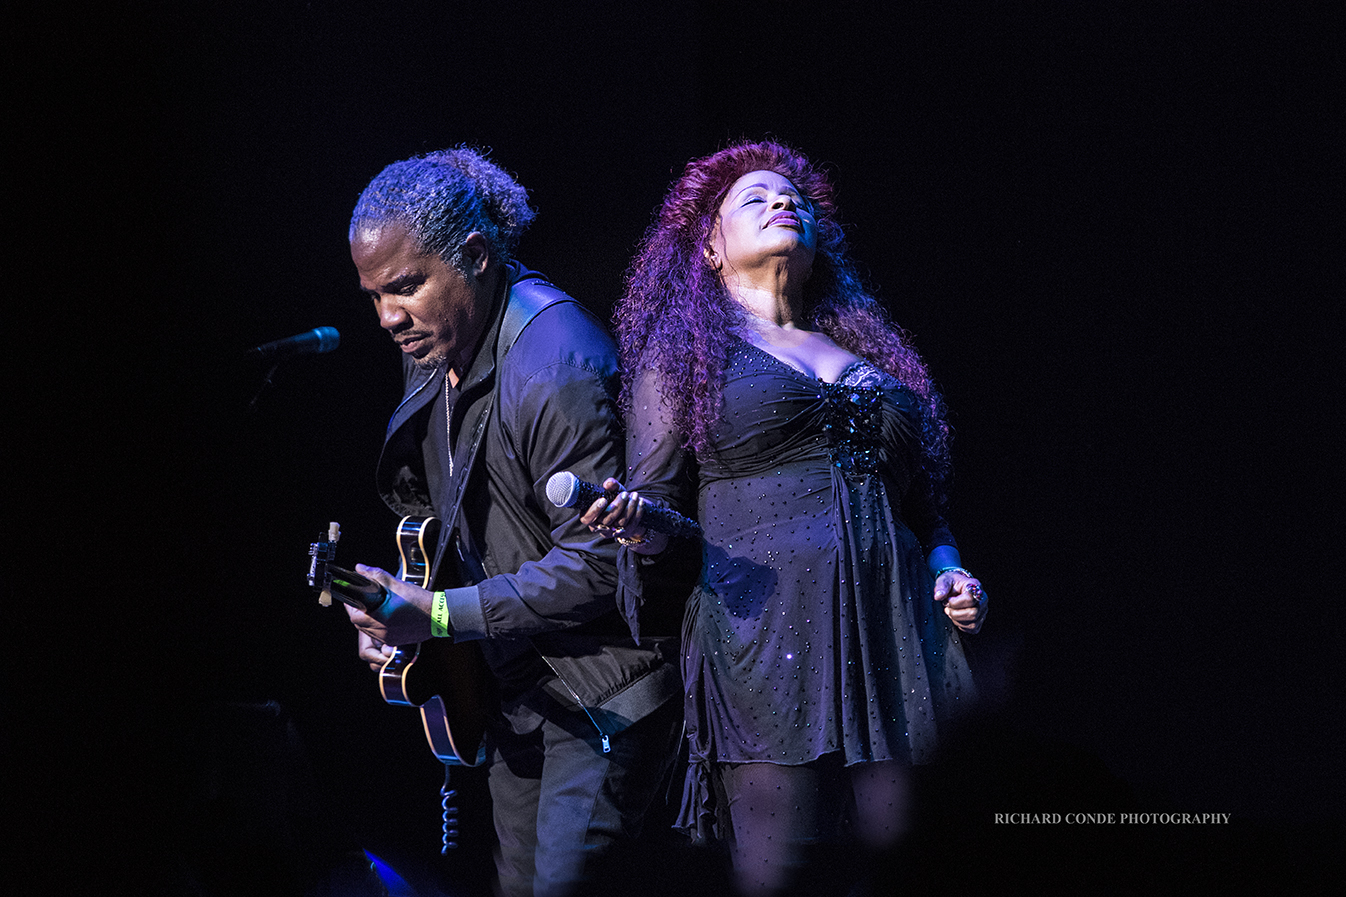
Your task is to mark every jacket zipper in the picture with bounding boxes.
[540,657,612,754]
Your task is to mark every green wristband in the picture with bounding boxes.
[934,565,973,580]
[430,591,452,638]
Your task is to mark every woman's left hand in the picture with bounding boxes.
[934,571,988,634]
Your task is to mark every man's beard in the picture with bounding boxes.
[411,349,447,371]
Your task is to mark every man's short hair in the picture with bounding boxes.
[349,147,536,272]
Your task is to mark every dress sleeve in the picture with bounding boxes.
[616,368,701,640]
[901,429,957,556]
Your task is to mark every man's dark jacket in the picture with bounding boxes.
[375,262,679,737]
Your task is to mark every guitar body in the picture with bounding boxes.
[378,516,489,766]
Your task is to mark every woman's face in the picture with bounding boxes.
[709,169,817,277]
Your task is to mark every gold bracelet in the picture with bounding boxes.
[615,530,646,546]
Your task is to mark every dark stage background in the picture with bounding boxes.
[15,2,1341,894]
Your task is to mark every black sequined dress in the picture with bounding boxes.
[620,338,976,840]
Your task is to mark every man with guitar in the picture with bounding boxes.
[338,148,687,897]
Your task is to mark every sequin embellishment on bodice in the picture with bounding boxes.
[822,363,887,478]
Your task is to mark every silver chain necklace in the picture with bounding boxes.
[444,371,454,479]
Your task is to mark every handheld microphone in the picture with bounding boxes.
[248,326,340,358]
[546,471,702,539]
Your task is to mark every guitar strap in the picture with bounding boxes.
[428,272,576,586]
[424,272,621,756]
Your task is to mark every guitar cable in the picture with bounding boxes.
[441,764,460,853]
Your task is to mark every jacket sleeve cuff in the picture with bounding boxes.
[443,585,488,640]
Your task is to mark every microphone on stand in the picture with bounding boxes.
[546,471,702,539]
[247,326,340,358]
[244,326,341,413]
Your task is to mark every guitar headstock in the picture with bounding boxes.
[307,522,387,611]
[308,522,341,606]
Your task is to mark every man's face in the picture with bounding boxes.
[351,223,489,374]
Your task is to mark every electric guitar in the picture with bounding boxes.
[308,517,488,767]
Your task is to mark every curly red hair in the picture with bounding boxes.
[618,139,952,491]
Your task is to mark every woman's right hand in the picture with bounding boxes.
[579,477,667,553]
[580,478,643,535]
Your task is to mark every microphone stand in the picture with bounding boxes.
[246,361,282,414]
